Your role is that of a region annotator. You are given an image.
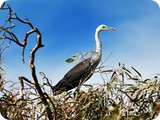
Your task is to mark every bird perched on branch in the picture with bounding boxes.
[53,24,116,95]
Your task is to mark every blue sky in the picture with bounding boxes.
[1,0,160,85]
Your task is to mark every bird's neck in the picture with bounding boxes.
[92,29,102,62]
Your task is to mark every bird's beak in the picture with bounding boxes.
[108,27,116,31]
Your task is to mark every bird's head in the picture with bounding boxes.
[97,24,116,31]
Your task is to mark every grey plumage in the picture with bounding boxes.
[53,24,116,95]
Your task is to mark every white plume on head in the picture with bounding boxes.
[153,0,160,8]
[0,0,7,7]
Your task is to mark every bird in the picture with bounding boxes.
[52,24,116,95]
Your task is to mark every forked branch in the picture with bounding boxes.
[0,5,55,120]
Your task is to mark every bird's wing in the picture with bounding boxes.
[63,58,93,81]
[53,58,98,93]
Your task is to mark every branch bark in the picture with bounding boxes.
[0,5,55,120]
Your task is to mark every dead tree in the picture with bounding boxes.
[0,4,56,120]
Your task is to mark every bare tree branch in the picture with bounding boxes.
[0,4,55,120]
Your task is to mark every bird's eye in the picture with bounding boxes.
[102,26,106,28]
